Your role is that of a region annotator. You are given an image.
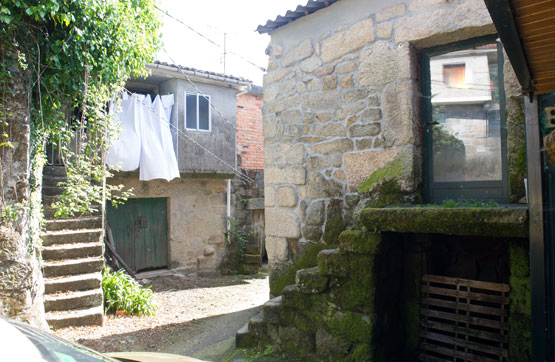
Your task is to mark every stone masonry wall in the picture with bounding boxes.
[108,176,228,273]
[263,0,501,295]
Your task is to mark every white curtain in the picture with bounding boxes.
[107,93,179,182]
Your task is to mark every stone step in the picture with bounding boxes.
[42,185,65,196]
[42,257,104,278]
[45,216,102,232]
[46,305,104,329]
[242,253,261,265]
[235,322,257,348]
[238,263,259,275]
[43,166,67,177]
[247,312,266,338]
[42,242,104,261]
[42,175,66,187]
[262,296,282,325]
[45,272,102,294]
[44,289,103,312]
[41,229,102,246]
[245,244,260,255]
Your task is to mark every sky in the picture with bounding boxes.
[156,0,304,86]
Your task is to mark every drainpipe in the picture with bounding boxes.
[227,179,231,231]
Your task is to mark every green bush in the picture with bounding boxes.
[102,267,157,316]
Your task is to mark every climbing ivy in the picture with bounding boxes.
[0,0,161,217]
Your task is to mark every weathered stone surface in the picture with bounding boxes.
[349,123,380,137]
[356,138,374,150]
[277,187,298,207]
[307,156,330,170]
[314,138,353,155]
[333,170,346,181]
[315,328,351,360]
[381,80,419,147]
[321,18,375,63]
[307,78,321,92]
[376,4,406,22]
[359,207,529,238]
[302,225,323,241]
[265,166,306,185]
[343,88,369,102]
[264,69,290,85]
[339,74,354,88]
[279,110,302,124]
[306,200,325,226]
[408,0,446,11]
[317,249,350,277]
[376,23,393,39]
[344,148,400,191]
[359,42,414,88]
[272,144,304,165]
[296,267,328,293]
[310,90,341,111]
[306,173,343,198]
[316,113,332,123]
[339,230,382,255]
[266,235,291,261]
[283,124,304,140]
[281,39,314,68]
[395,0,495,47]
[301,56,323,73]
[360,108,382,122]
[322,75,337,90]
[336,62,357,74]
[334,101,366,120]
[315,64,335,78]
[275,95,299,113]
[311,123,346,137]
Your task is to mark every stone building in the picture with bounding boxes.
[236,0,536,360]
[107,63,251,273]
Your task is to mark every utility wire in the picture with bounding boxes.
[161,48,265,155]
[155,5,266,72]
[116,90,254,183]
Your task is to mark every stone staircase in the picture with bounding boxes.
[235,231,384,361]
[41,166,104,329]
[238,243,262,275]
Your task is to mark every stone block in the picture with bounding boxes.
[376,23,393,39]
[395,0,495,47]
[301,56,323,73]
[279,325,315,355]
[381,80,419,147]
[339,230,382,254]
[307,156,331,170]
[272,144,304,165]
[246,197,264,210]
[408,0,447,11]
[334,101,366,121]
[277,187,298,207]
[296,267,328,293]
[343,88,369,102]
[359,42,414,88]
[315,64,335,78]
[310,90,341,111]
[265,208,300,239]
[349,123,380,137]
[282,124,304,140]
[322,18,375,63]
[265,166,306,185]
[302,225,323,241]
[316,113,332,122]
[264,69,290,85]
[306,173,343,198]
[306,200,325,226]
[266,235,291,261]
[281,285,311,309]
[322,75,337,90]
[339,74,354,88]
[311,123,346,137]
[313,138,353,155]
[278,110,302,124]
[376,4,406,22]
[356,138,373,150]
[344,148,399,191]
[265,186,275,207]
[275,95,299,113]
[315,328,351,360]
[281,39,314,68]
[333,170,346,181]
[336,62,357,74]
[317,249,350,277]
[263,296,282,324]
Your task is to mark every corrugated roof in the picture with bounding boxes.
[256,0,340,34]
[151,61,251,84]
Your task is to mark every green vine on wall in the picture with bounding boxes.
[0,0,162,218]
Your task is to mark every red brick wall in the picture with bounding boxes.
[236,92,263,170]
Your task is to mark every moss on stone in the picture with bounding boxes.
[509,240,530,278]
[349,343,373,362]
[508,239,531,362]
[358,157,404,194]
[359,207,528,238]
[296,267,329,293]
[322,201,344,246]
[339,230,381,255]
[328,276,375,314]
[270,243,328,297]
[324,309,373,344]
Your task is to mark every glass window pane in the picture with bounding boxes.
[430,43,502,182]
[186,94,197,129]
[198,95,210,130]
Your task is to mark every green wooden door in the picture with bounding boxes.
[107,198,168,272]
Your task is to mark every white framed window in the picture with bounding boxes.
[184,92,211,131]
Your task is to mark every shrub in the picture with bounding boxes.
[102,267,156,316]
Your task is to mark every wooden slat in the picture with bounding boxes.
[422,275,510,292]
[421,308,507,331]
[421,343,503,362]
[421,297,508,317]
[422,285,509,304]
[420,330,508,357]
[417,353,450,362]
[420,319,507,344]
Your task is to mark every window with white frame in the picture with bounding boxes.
[185,92,211,131]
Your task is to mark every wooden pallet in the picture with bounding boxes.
[418,274,510,362]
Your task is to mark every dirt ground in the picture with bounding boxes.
[54,270,270,361]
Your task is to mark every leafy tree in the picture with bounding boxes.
[0,0,162,216]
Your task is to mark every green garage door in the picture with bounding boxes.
[106,198,168,272]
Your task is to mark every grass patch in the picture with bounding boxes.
[102,267,157,316]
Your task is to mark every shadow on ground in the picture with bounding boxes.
[146,273,267,293]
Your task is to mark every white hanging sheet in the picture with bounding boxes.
[106,93,141,171]
[139,94,180,181]
[106,93,179,181]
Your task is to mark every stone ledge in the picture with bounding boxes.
[359,206,528,238]
[246,197,265,210]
